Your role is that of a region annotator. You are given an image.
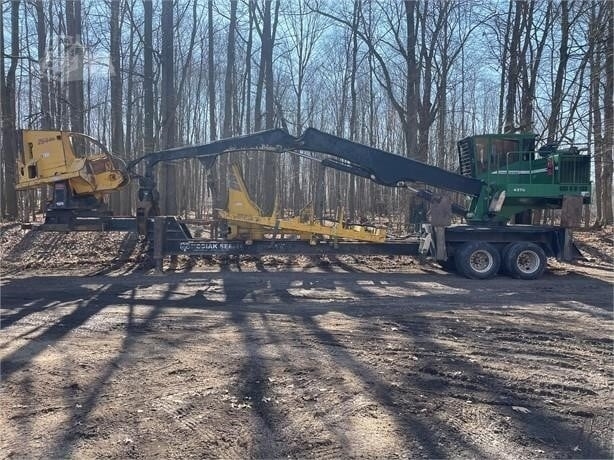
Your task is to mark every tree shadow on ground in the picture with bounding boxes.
[1,269,611,458]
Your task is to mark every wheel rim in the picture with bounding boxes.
[516,250,540,274]
[469,250,494,274]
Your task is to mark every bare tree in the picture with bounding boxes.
[242,2,254,133]
[546,2,568,141]
[1,0,20,219]
[283,0,326,211]
[109,0,124,213]
[588,2,613,226]
[253,0,281,214]
[502,1,524,133]
[602,1,613,224]
[208,1,216,141]
[314,1,431,160]
[223,0,238,138]
[143,0,154,152]
[520,2,553,133]
[590,3,604,225]
[65,0,84,133]
[159,0,177,215]
[35,0,52,130]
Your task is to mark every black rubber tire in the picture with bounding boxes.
[454,242,501,279]
[503,242,546,280]
[499,244,513,275]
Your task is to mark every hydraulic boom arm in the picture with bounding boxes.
[128,129,297,172]
[297,128,484,196]
[130,127,484,226]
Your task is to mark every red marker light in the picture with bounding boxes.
[546,159,554,176]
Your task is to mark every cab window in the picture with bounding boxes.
[474,137,489,174]
[491,138,521,171]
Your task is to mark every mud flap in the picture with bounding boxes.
[561,228,585,261]
[427,196,451,261]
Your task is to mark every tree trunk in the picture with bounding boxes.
[34,0,51,212]
[207,0,219,213]
[218,0,238,210]
[66,0,84,133]
[159,0,177,215]
[0,0,20,219]
[223,1,238,139]
[208,1,216,141]
[348,0,360,220]
[253,1,266,133]
[35,1,51,129]
[547,2,568,142]
[143,0,154,152]
[521,1,553,133]
[601,2,613,224]
[498,1,513,133]
[109,0,124,214]
[503,1,524,133]
[244,4,254,133]
[123,10,136,215]
[260,0,280,215]
[405,1,418,157]
[125,6,135,155]
[590,4,604,225]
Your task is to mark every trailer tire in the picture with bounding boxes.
[499,244,512,275]
[455,242,500,279]
[503,242,546,280]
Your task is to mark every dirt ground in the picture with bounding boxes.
[1,225,612,459]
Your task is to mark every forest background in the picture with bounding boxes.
[0,0,612,228]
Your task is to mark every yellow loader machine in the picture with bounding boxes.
[14,127,590,279]
[16,130,130,223]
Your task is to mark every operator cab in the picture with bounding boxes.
[457,133,537,178]
[458,132,590,222]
